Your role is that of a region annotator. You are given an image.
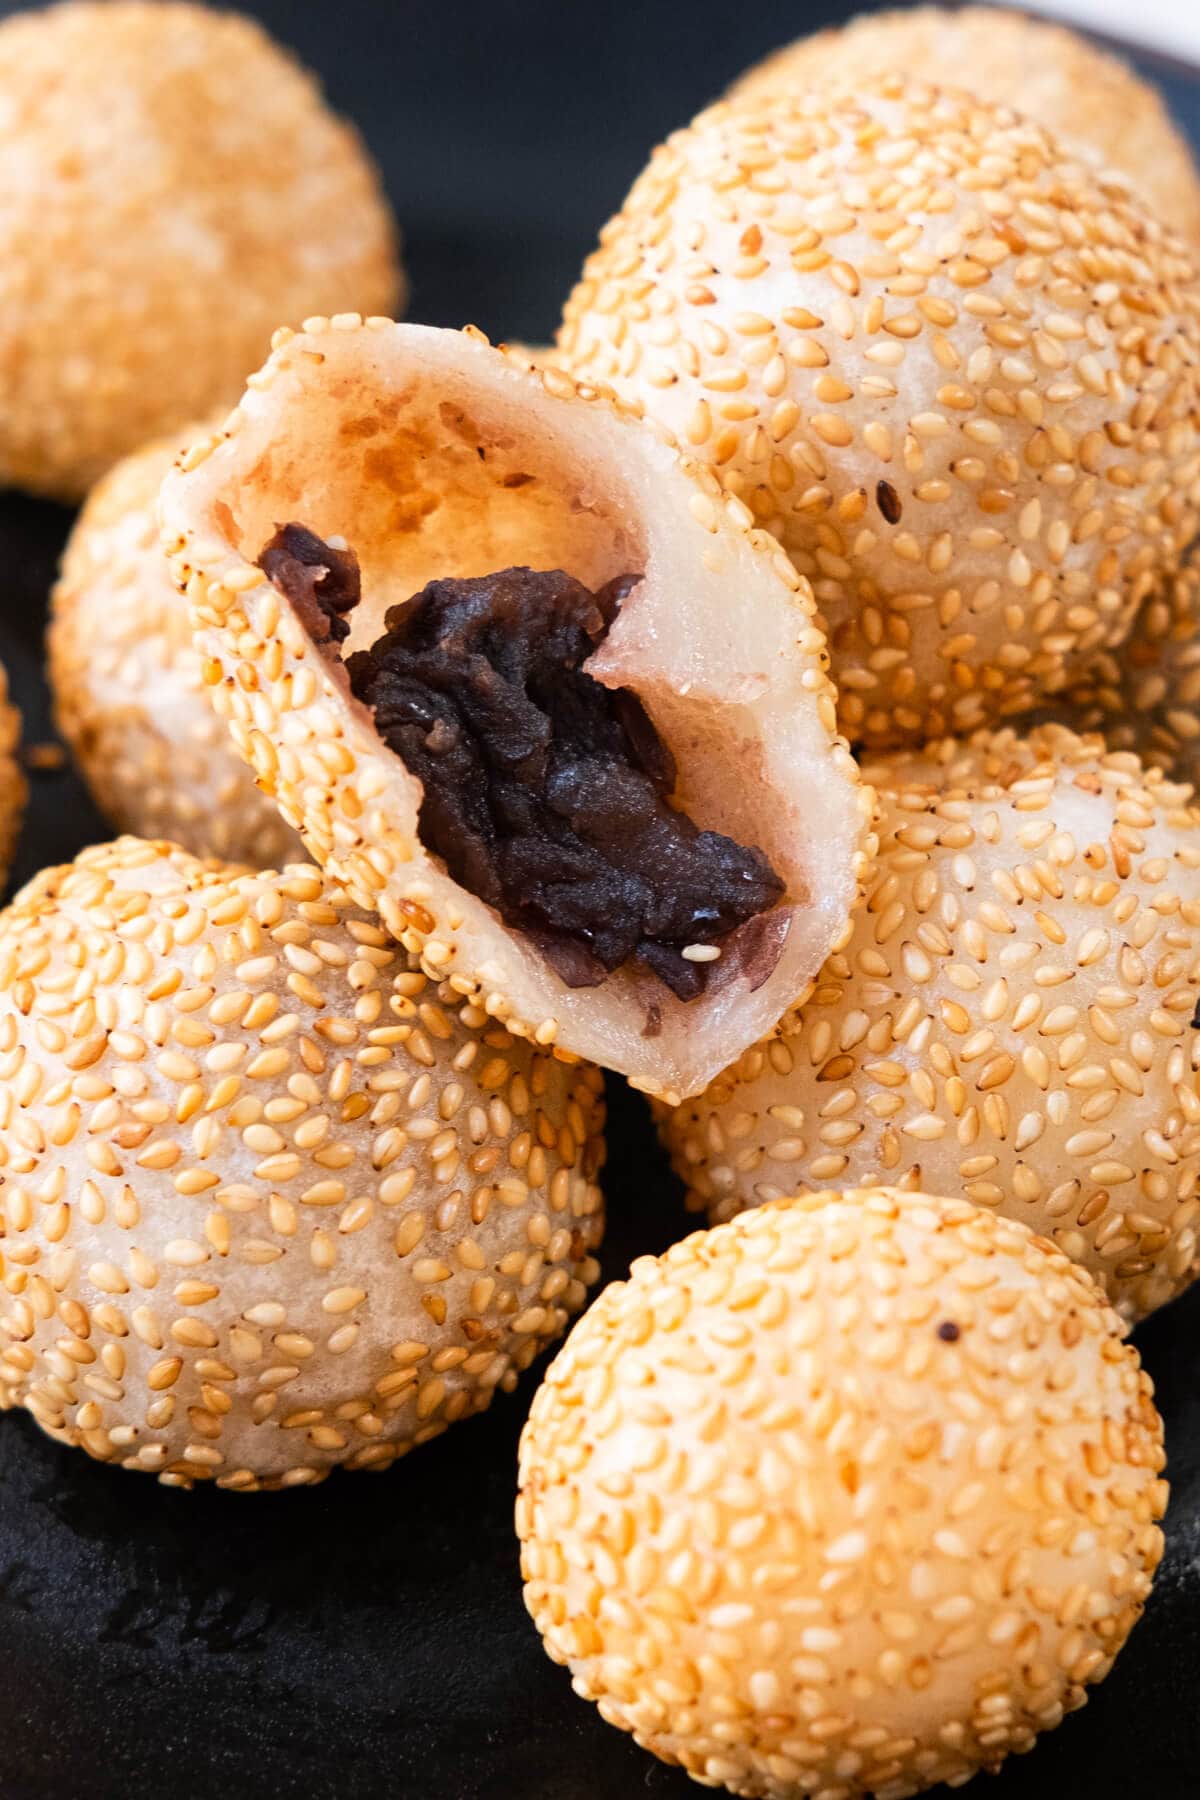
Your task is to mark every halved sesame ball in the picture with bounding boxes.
[558,76,1200,747]
[732,6,1200,240]
[1051,556,1200,794]
[0,839,605,1490]
[665,725,1200,1321]
[48,422,303,868]
[518,1188,1166,1799]
[160,317,870,1104]
[0,660,24,893]
[0,1,401,499]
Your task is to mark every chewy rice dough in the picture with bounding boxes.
[161,321,872,1102]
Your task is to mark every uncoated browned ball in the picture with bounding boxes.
[0,662,24,891]
[48,421,303,867]
[0,1,402,499]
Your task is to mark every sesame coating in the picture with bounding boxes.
[665,726,1200,1321]
[0,1,401,499]
[0,662,24,894]
[518,1188,1166,1800]
[0,838,605,1489]
[558,76,1200,747]
[732,6,1200,240]
[161,316,872,1104]
[48,423,303,868]
[1051,555,1200,795]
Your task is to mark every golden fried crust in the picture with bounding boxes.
[519,1188,1166,1799]
[0,839,605,1488]
[559,75,1200,748]
[665,726,1200,1321]
[733,6,1200,240]
[49,422,303,866]
[0,1,401,498]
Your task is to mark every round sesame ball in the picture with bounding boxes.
[665,725,1200,1321]
[161,317,871,1105]
[0,661,25,892]
[732,6,1200,240]
[49,422,304,868]
[1052,556,1200,795]
[518,1187,1166,1800]
[0,1,401,499]
[0,839,605,1489]
[558,76,1200,747]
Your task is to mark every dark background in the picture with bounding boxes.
[1,3,1199,1797]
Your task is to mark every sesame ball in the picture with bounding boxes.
[518,1188,1166,1800]
[665,725,1200,1321]
[0,839,605,1489]
[0,1,401,499]
[48,422,303,867]
[732,6,1200,240]
[558,77,1200,747]
[0,661,24,891]
[1052,556,1200,793]
[161,318,871,1104]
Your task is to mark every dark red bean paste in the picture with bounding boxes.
[259,523,361,649]
[259,526,784,1000]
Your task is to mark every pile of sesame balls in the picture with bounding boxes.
[1,4,1200,1797]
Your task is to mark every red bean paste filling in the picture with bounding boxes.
[258,526,785,1000]
[259,523,361,648]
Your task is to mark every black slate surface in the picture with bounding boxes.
[1,2,1199,1796]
